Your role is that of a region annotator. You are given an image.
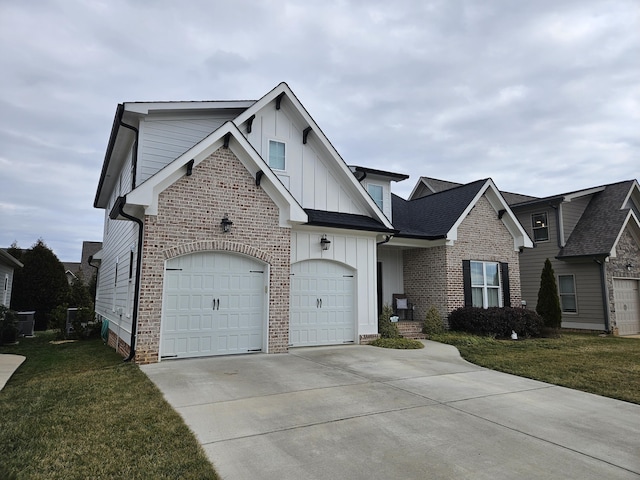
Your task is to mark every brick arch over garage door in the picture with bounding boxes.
[162,240,276,265]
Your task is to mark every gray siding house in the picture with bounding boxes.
[0,249,23,307]
[510,181,640,335]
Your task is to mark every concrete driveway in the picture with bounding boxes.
[142,341,640,479]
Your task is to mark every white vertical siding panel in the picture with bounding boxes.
[378,248,404,308]
[0,264,13,307]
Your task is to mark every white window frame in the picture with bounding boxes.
[367,184,384,210]
[558,274,578,314]
[531,212,549,242]
[470,261,502,309]
[112,257,119,313]
[268,139,286,171]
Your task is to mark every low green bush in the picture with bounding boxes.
[370,337,424,349]
[0,305,19,345]
[50,304,102,340]
[422,306,445,335]
[378,303,400,339]
[448,306,544,338]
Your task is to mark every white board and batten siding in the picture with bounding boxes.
[95,148,139,343]
[244,102,371,217]
[137,111,245,185]
[291,230,379,342]
[0,263,14,307]
[377,247,404,308]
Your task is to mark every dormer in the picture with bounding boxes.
[350,166,409,222]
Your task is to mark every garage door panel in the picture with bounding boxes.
[161,252,266,359]
[290,260,355,347]
[614,279,640,336]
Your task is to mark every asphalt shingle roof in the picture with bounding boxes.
[558,180,635,258]
[393,179,486,238]
[304,209,396,233]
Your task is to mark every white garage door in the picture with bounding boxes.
[290,260,355,347]
[161,252,266,359]
[613,278,640,336]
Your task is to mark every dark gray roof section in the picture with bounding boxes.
[392,179,487,238]
[350,166,409,181]
[558,180,635,258]
[0,249,23,268]
[304,209,396,233]
[503,191,539,205]
[416,177,463,197]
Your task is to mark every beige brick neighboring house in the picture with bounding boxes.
[380,178,531,324]
[93,83,533,364]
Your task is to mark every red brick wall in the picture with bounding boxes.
[134,147,291,364]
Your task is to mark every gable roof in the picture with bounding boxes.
[233,83,394,230]
[392,179,533,250]
[409,176,538,205]
[558,180,640,258]
[121,121,307,227]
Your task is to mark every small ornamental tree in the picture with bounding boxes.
[536,258,562,330]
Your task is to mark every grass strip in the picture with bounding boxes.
[431,332,640,405]
[0,332,219,480]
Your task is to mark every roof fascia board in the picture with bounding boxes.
[233,83,394,230]
[446,179,534,250]
[563,186,605,202]
[621,180,640,210]
[408,177,430,200]
[386,236,448,248]
[124,100,255,115]
[0,249,23,268]
[125,121,306,226]
[610,210,640,258]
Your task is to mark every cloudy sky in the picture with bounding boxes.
[1,0,638,261]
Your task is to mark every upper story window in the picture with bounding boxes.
[531,212,549,242]
[268,140,286,170]
[471,261,501,308]
[368,184,383,210]
[558,275,577,313]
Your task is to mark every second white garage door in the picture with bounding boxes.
[290,260,355,347]
[161,252,266,359]
[613,278,640,336]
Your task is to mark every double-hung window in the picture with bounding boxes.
[471,261,501,308]
[367,184,383,210]
[268,140,286,170]
[558,275,577,313]
[531,212,549,242]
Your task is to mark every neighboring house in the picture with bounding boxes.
[510,181,640,335]
[0,249,23,307]
[93,83,531,364]
[63,241,103,285]
[391,178,533,321]
[410,176,640,336]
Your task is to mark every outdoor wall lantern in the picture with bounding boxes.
[626,263,633,271]
[221,214,233,233]
[320,234,331,251]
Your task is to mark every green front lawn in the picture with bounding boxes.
[431,332,640,405]
[0,332,219,480]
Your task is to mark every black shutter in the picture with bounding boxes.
[501,262,511,307]
[462,260,472,307]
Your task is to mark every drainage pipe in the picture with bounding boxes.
[594,257,611,332]
[117,197,144,362]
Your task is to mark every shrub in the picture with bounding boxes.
[50,304,101,340]
[378,303,400,339]
[422,306,445,336]
[370,337,424,349]
[448,306,544,338]
[536,258,562,329]
[0,305,19,345]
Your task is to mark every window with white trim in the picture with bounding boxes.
[531,212,549,242]
[558,274,577,313]
[368,184,383,210]
[471,261,501,308]
[268,140,286,170]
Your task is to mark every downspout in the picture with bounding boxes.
[117,197,144,362]
[119,120,139,190]
[594,257,611,332]
[549,203,562,248]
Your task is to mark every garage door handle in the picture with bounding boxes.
[212,299,220,310]
[319,298,323,308]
